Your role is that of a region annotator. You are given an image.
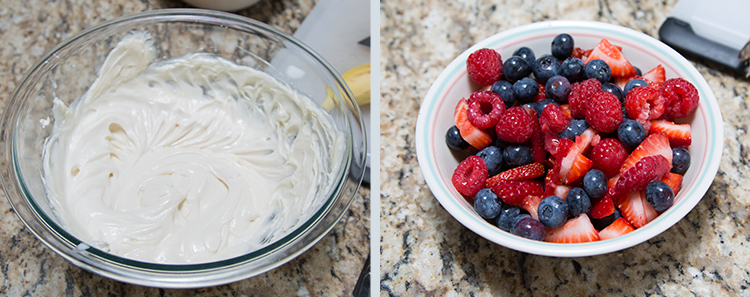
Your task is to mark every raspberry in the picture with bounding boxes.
[585,91,622,133]
[496,106,535,143]
[568,78,602,119]
[490,180,544,206]
[624,86,665,128]
[661,78,699,119]
[467,91,505,129]
[451,155,488,198]
[608,154,671,199]
[588,138,628,178]
[540,103,570,134]
[466,48,503,86]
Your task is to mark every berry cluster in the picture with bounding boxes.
[448,34,698,243]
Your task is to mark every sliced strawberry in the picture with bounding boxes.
[590,196,615,219]
[614,75,636,90]
[642,64,666,89]
[649,119,691,147]
[526,107,547,164]
[620,132,673,175]
[559,104,572,120]
[608,174,619,188]
[609,154,671,199]
[554,185,572,201]
[558,128,597,184]
[521,195,543,220]
[454,98,492,150]
[534,82,547,102]
[618,190,658,228]
[545,214,600,243]
[491,180,544,206]
[598,217,635,240]
[584,38,637,77]
[544,132,561,156]
[660,172,683,197]
[486,162,545,187]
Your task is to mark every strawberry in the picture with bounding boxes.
[619,132,672,175]
[598,217,635,240]
[613,75,636,90]
[642,64,666,89]
[545,214,600,243]
[649,119,691,147]
[526,108,547,164]
[558,128,596,184]
[584,38,637,77]
[486,162,545,187]
[491,180,544,206]
[454,98,492,150]
[533,82,547,102]
[553,185,572,201]
[618,190,658,228]
[521,195,543,220]
[660,172,683,197]
[609,154,671,200]
[590,196,615,219]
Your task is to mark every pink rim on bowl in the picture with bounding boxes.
[415,20,723,257]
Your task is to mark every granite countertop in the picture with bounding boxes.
[0,0,369,295]
[380,0,750,295]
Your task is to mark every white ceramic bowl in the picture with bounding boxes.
[415,20,723,257]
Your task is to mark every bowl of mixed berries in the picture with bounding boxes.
[415,20,723,257]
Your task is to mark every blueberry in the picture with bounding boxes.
[525,99,558,117]
[551,33,575,61]
[584,59,611,84]
[560,57,585,82]
[559,119,588,140]
[474,188,502,219]
[591,209,621,230]
[511,213,532,229]
[445,125,469,151]
[494,137,509,150]
[512,77,539,104]
[532,54,561,84]
[491,80,516,108]
[476,146,503,176]
[582,169,607,199]
[671,147,691,173]
[565,188,592,218]
[545,75,571,103]
[496,207,523,232]
[503,145,533,168]
[617,119,646,150]
[645,180,674,212]
[502,56,532,82]
[513,46,536,68]
[623,78,650,95]
[512,217,546,241]
[538,195,569,228]
[601,82,624,103]
[634,66,642,76]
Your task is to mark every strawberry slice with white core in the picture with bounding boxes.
[642,64,666,88]
[598,217,635,240]
[545,214,600,243]
[649,120,692,148]
[521,195,542,220]
[618,190,658,228]
[584,38,637,77]
[558,128,597,184]
[454,98,492,150]
[619,132,672,175]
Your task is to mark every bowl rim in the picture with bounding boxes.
[415,20,723,257]
[0,8,367,288]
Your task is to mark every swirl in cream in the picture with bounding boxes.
[42,32,345,264]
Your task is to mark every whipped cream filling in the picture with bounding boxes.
[42,32,345,264]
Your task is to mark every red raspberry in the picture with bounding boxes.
[661,78,699,119]
[451,155,488,198]
[490,180,544,206]
[585,91,622,133]
[608,154,670,199]
[495,106,535,143]
[625,86,665,128]
[540,103,570,134]
[467,91,505,129]
[588,138,628,178]
[568,78,602,119]
[466,48,503,86]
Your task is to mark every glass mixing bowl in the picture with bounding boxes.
[0,9,366,288]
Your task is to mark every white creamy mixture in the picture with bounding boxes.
[42,32,345,264]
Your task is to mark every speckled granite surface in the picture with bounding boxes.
[381,0,750,296]
[0,0,369,295]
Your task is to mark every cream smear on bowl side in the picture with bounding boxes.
[41,32,345,264]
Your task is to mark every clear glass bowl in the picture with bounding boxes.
[0,9,366,288]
